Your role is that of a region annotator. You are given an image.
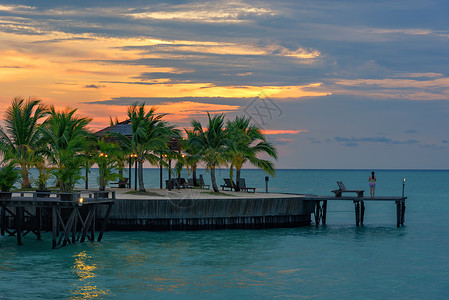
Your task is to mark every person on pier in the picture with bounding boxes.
[369,171,376,197]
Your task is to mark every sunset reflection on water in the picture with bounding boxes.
[70,251,110,299]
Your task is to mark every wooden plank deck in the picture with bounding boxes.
[0,191,114,248]
[299,194,406,227]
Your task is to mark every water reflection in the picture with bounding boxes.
[70,251,110,299]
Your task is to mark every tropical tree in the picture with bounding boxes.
[182,130,203,187]
[40,106,92,192]
[0,97,48,188]
[95,138,120,191]
[113,104,178,191]
[190,113,230,192]
[226,116,278,191]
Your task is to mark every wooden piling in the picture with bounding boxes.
[52,207,57,249]
[1,203,5,236]
[396,200,401,227]
[322,200,327,225]
[354,201,360,226]
[401,200,406,226]
[314,201,321,226]
[360,201,365,225]
[16,207,22,245]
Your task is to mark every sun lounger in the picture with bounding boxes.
[166,178,187,189]
[187,178,210,189]
[239,178,256,193]
[221,178,234,191]
[110,178,129,188]
[331,181,364,197]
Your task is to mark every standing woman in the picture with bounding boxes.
[369,171,376,197]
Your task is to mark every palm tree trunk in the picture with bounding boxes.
[192,165,198,186]
[21,166,31,189]
[211,165,219,192]
[235,168,241,192]
[138,160,145,191]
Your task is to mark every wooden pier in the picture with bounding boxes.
[94,194,315,231]
[302,195,407,227]
[0,191,114,248]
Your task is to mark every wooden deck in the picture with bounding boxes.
[299,195,407,227]
[0,189,407,249]
[0,191,114,248]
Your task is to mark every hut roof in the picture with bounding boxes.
[94,120,182,150]
[94,120,132,138]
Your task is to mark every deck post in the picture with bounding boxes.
[401,199,406,225]
[314,201,321,226]
[52,207,58,249]
[321,200,327,225]
[16,207,22,245]
[1,203,5,236]
[35,207,41,240]
[354,201,360,226]
[97,202,113,242]
[396,200,401,227]
[360,201,365,225]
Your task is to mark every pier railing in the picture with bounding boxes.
[0,191,115,248]
[300,195,407,227]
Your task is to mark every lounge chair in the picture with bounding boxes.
[221,178,234,191]
[110,178,129,188]
[187,178,210,189]
[166,178,187,189]
[239,178,256,193]
[331,181,364,197]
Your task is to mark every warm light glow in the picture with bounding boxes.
[78,198,84,206]
[261,129,308,135]
[71,251,110,298]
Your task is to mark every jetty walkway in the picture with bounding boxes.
[0,189,406,248]
[0,191,114,248]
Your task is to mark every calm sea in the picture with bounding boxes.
[1,169,448,299]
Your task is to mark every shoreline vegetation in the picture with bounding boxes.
[0,97,278,194]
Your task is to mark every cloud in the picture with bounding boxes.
[269,137,295,145]
[262,129,307,135]
[334,136,420,147]
[128,2,277,24]
[85,84,104,88]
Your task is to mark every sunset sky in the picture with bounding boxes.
[1,1,449,169]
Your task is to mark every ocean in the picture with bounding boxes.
[1,169,448,299]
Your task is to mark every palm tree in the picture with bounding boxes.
[190,113,230,192]
[182,130,203,187]
[226,116,278,191]
[40,106,92,192]
[0,97,48,188]
[114,104,178,191]
[95,138,120,191]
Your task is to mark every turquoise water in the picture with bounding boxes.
[1,170,449,299]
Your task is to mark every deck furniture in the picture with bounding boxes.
[187,178,210,189]
[166,178,187,189]
[239,178,256,193]
[221,178,234,191]
[331,181,364,197]
[110,178,129,188]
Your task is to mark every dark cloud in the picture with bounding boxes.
[85,96,258,107]
[334,136,419,145]
[84,84,104,89]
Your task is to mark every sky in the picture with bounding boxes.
[1,0,449,169]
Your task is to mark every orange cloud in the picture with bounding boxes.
[262,129,308,135]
